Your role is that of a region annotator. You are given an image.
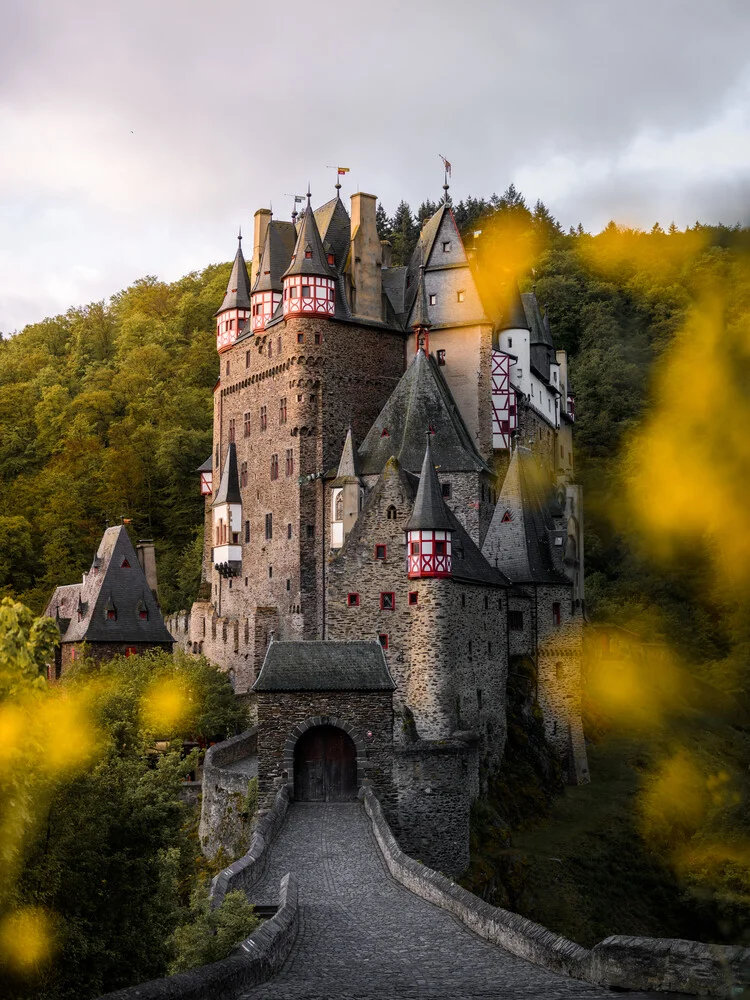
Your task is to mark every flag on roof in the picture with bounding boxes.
[440,154,452,176]
[337,167,350,175]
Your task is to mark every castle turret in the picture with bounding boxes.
[281,192,336,318]
[330,428,362,549]
[250,218,296,332]
[211,443,242,577]
[411,263,431,355]
[406,436,453,578]
[216,233,251,353]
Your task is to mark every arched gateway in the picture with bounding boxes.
[294,724,357,801]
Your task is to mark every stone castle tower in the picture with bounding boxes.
[169,184,589,872]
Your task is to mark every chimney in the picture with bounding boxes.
[380,240,392,269]
[136,539,159,603]
[252,208,272,286]
[350,193,382,323]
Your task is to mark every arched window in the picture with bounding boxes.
[386,505,397,520]
[334,492,343,521]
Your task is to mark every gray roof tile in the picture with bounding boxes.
[216,243,251,314]
[282,198,337,280]
[406,437,453,531]
[213,442,241,506]
[251,221,296,293]
[253,640,395,691]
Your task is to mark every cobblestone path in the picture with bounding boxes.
[241,803,683,1000]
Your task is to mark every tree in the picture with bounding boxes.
[389,201,418,267]
[375,202,391,242]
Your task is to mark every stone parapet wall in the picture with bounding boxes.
[200,729,258,860]
[210,783,292,908]
[96,871,298,1000]
[362,787,750,996]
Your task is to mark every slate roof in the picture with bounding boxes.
[251,220,296,293]
[253,640,395,691]
[45,526,174,645]
[213,442,241,506]
[381,267,407,316]
[314,196,351,274]
[216,242,251,314]
[406,437,453,531]
[410,266,430,330]
[481,447,568,585]
[358,348,489,475]
[448,507,511,587]
[334,427,360,482]
[522,292,553,381]
[282,198,337,280]
[196,455,213,473]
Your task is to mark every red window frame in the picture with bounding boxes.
[375,544,387,560]
[378,634,389,650]
[408,591,418,606]
[285,449,294,477]
[260,405,267,431]
[410,541,419,555]
[241,461,248,487]
[279,397,287,424]
[229,418,236,443]
[107,610,116,621]
[125,646,137,657]
[139,610,148,620]
[380,592,395,610]
[435,541,446,556]
[244,412,251,438]
[347,593,360,607]
[270,454,279,480]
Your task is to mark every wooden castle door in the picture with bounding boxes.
[294,725,357,802]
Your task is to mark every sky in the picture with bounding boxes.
[2,0,750,333]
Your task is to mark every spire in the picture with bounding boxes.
[251,220,296,294]
[336,427,360,480]
[212,443,241,506]
[216,239,251,314]
[282,196,336,280]
[406,435,453,532]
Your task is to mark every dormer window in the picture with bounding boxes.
[380,428,389,437]
[442,241,451,252]
[304,248,312,259]
[429,294,437,305]
[457,290,465,302]
[327,253,335,265]
[121,559,130,568]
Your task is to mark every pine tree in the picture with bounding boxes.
[390,201,418,267]
[375,202,392,242]
[416,200,438,226]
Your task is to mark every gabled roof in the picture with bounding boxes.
[314,196,350,274]
[481,447,568,585]
[358,348,489,475]
[406,437,453,531]
[522,292,553,348]
[216,241,251,314]
[45,526,174,645]
[251,220,296,293]
[213,442,241,506]
[282,198,337,280]
[253,640,395,691]
[196,455,213,473]
[410,266,430,330]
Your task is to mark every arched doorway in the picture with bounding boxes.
[293,725,357,802]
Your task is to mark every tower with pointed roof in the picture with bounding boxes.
[216,233,251,352]
[406,437,453,578]
[281,192,336,319]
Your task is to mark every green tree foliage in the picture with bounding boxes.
[375,201,391,241]
[389,200,418,266]
[0,613,248,1000]
[168,886,259,974]
[0,266,229,615]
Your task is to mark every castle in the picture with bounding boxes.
[166,183,589,873]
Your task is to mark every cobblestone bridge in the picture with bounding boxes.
[241,802,685,1000]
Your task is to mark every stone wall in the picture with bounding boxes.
[362,787,750,996]
[254,690,395,807]
[392,735,479,877]
[199,729,258,859]
[96,871,298,1000]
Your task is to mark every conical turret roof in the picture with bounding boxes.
[213,442,241,506]
[282,196,336,280]
[406,436,454,532]
[335,427,360,482]
[410,266,431,330]
[216,237,251,314]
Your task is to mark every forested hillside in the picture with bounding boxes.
[2,190,749,675]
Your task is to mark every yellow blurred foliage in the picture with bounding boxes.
[640,751,708,845]
[34,696,98,773]
[0,906,55,971]
[140,676,192,734]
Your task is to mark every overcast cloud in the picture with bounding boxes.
[1,0,749,332]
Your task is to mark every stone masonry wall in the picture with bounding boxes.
[254,689,394,807]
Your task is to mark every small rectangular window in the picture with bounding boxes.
[477,688,482,709]
[286,448,294,477]
[378,634,389,650]
[508,337,513,348]
[280,397,287,424]
[410,541,420,555]
[306,524,315,539]
[437,349,446,366]
[270,454,279,480]
[442,241,451,252]
[457,290,465,302]
[429,293,437,305]
[375,544,387,560]
[260,405,267,431]
[297,333,304,344]
[553,602,561,626]
[286,578,291,591]
[508,610,524,631]
[408,591,418,606]
[347,593,360,607]
[228,418,236,443]
[265,513,272,540]
[240,461,248,487]
[436,540,446,556]
[244,520,250,543]
[246,350,251,368]
[380,592,395,610]
[314,333,321,345]
[244,412,251,438]
[287,522,293,539]
[301,284,311,297]
[441,482,451,498]
[277,336,282,354]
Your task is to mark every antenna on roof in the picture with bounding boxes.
[439,154,451,203]
[237,225,242,247]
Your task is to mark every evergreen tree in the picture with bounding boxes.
[375,202,391,242]
[416,199,438,226]
[390,201,418,267]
